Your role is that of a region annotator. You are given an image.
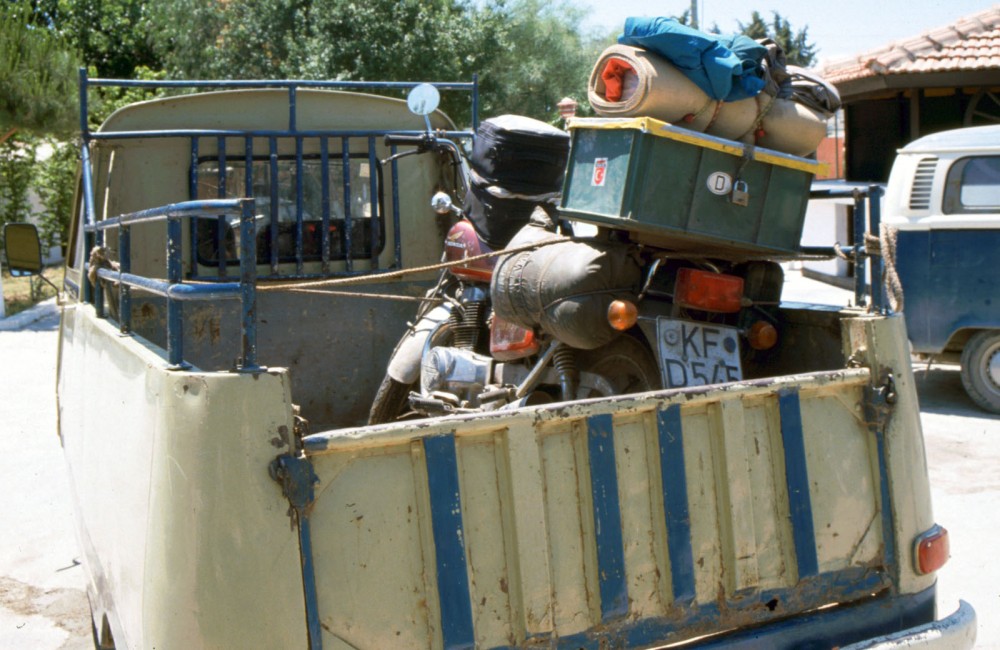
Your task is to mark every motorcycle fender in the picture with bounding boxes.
[387,305,453,385]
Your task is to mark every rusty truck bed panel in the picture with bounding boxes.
[299,367,890,648]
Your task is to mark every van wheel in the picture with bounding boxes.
[960,330,1000,413]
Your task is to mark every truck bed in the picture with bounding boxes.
[279,311,933,648]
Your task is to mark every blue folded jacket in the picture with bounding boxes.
[619,17,767,102]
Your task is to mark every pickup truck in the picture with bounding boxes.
[40,72,975,649]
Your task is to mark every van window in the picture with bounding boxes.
[943,156,1000,213]
[194,155,382,266]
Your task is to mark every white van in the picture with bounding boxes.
[883,125,1000,412]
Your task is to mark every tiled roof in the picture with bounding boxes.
[818,6,1000,84]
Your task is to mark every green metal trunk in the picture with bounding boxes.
[560,117,823,258]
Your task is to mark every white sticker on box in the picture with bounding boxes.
[592,158,608,186]
[706,171,733,196]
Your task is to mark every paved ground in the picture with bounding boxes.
[0,303,91,649]
[1,273,997,648]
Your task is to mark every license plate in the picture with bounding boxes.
[656,317,743,388]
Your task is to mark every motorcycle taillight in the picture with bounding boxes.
[445,219,495,282]
[490,315,539,361]
[674,267,744,313]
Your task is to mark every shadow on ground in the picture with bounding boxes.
[912,362,1000,419]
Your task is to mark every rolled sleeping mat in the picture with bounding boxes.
[589,44,716,130]
[588,44,830,156]
[757,97,829,157]
[588,44,760,141]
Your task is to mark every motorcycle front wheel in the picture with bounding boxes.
[367,375,415,425]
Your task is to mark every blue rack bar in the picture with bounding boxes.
[119,225,132,334]
[803,186,889,314]
[166,213,185,367]
[368,136,380,270]
[217,136,228,279]
[320,137,331,273]
[87,128,475,141]
[85,199,258,369]
[868,185,885,314]
[76,68,476,370]
[295,135,305,275]
[268,137,280,274]
[87,77,478,92]
[188,137,200,274]
[341,137,353,273]
[853,192,869,309]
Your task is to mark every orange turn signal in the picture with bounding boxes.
[915,525,949,575]
[607,299,639,331]
[748,321,778,351]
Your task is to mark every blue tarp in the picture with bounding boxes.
[618,17,767,102]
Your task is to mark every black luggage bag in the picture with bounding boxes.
[470,115,571,196]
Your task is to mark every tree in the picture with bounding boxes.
[34,139,78,251]
[152,0,596,126]
[0,3,78,145]
[32,0,162,79]
[737,11,817,67]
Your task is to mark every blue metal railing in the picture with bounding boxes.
[803,184,887,313]
[77,69,478,370]
[85,199,259,369]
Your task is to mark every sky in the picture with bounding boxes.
[574,1,997,63]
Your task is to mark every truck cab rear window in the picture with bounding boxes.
[194,156,382,265]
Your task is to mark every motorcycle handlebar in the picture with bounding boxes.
[383,133,432,148]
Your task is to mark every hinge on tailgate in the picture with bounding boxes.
[864,372,897,428]
[270,453,318,520]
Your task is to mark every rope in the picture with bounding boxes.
[87,246,119,285]
[683,97,719,125]
[880,222,904,312]
[704,100,726,131]
[255,234,572,295]
[276,287,445,303]
[739,93,777,142]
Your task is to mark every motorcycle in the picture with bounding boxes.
[369,87,782,424]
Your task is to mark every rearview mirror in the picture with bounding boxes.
[406,83,440,116]
[3,223,44,276]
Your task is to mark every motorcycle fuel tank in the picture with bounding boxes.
[445,219,496,282]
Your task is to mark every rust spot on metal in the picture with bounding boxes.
[499,577,508,594]
[190,307,221,344]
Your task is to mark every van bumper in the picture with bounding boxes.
[843,600,977,650]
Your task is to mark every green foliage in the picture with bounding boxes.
[0,139,37,249]
[151,0,598,127]
[33,0,162,78]
[0,3,78,139]
[85,65,169,129]
[736,11,817,67]
[34,139,78,250]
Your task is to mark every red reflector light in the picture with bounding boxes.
[915,525,949,575]
[490,316,539,361]
[674,267,744,313]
